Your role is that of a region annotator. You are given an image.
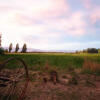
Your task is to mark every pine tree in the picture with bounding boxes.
[22,43,27,53]
[9,43,13,53]
[15,43,19,53]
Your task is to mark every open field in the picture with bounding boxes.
[0,53,100,76]
[0,53,100,70]
[0,53,100,100]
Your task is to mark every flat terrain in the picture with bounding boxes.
[26,71,100,100]
[0,53,100,100]
[0,53,100,69]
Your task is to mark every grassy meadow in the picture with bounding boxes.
[0,53,100,74]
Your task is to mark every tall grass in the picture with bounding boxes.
[0,53,100,73]
[82,58,100,75]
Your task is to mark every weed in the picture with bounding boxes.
[82,58,100,75]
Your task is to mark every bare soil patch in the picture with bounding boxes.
[0,69,100,100]
[25,70,100,100]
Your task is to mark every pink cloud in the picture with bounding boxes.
[81,0,91,9]
[15,14,35,26]
[44,11,86,36]
[0,0,86,40]
[15,11,86,36]
[65,12,86,36]
[14,0,69,25]
[80,0,100,25]
[0,6,13,12]
[41,0,69,18]
[90,8,100,24]
[0,0,69,19]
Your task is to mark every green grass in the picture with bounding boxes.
[0,53,100,71]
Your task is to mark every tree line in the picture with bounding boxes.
[6,43,27,53]
[76,48,100,54]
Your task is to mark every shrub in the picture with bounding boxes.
[0,47,4,55]
[87,48,98,53]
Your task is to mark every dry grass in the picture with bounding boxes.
[83,58,100,72]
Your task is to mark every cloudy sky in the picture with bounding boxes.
[0,0,100,50]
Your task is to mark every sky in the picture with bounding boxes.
[0,0,100,50]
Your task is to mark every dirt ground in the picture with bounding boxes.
[25,70,100,100]
[0,69,100,100]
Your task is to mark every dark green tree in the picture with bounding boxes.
[0,47,4,55]
[21,43,27,53]
[9,43,13,53]
[87,48,98,53]
[15,43,19,53]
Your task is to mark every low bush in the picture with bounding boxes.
[87,48,98,53]
[0,47,4,55]
[82,59,100,75]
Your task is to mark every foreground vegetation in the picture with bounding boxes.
[0,53,100,100]
[0,53,100,74]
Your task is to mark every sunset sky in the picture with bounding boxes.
[0,0,100,50]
